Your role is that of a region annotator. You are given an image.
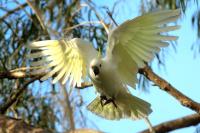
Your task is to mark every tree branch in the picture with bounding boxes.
[106,9,200,114]
[64,21,101,32]
[60,84,75,130]
[26,0,48,33]
[0,114,101,133]
[139,66,200,114]
[0,67,92,89]
[0,3,28,22]
[0,67,44,79]
[0,69,44,79]
[75,82,93,89]
[0,76,41,114]
[85,1,109,34]
[140,113,200,133]
[0,115,52,133]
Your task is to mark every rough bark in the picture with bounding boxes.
[0,115,52,133]
[139,66,200,114]
[140,113,200,133]
[0,68,44,79]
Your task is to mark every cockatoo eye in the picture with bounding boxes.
[92,66,100,76]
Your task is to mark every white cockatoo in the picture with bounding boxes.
[28,9,180,121]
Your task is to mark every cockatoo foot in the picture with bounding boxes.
[104,98,117,108]
[100,95,107,107]
[100,95,117,108]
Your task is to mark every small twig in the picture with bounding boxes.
[85,1,109,34]
[26,0,49,37]
[106,10,118,26]
[140,113,200,133]
[2,19,19,37]
[144,117,155,133]
[13,0,40,31]
[75,82,93,89]
[139,66,200,114]
[64,21,101,32]
[0,3,28,22]
[60,84,75,130]
[71,3,88,18]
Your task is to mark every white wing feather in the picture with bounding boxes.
[106,9,181,88]
[28,38,97,87]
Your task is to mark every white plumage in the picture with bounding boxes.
[28,9,180,120]
[28,39,97,87]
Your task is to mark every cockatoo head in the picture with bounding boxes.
[89,58,103,79]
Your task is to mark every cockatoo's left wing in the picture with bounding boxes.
[28,38,97,87]
[106,9,181,88]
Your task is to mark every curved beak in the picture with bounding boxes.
[92,66,99,76]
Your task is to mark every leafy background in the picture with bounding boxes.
[0,0,200,132]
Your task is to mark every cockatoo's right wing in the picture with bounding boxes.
[106,9,181,89]
[28,38,97,87]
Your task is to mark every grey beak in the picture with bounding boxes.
[92,66,99,76]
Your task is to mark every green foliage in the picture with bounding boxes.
[0,0,108,131]
[0,0,106,130]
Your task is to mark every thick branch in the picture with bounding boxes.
[0,68,93,90]
[140,113,200,133]
[3,66,200,117]
[0,67,45,79]
[0,115,52,133]
[0,70,43,79]
[107,5,200,114]
[0,115,101,133]
[0,76,41,114]
[139,66,200,114]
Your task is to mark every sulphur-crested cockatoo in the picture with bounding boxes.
[28,9,180,121]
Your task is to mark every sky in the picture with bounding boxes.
[79,0,200,133]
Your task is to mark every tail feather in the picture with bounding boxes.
[87,93,152,120]
[87,97,124,120]
[116,93,152,120]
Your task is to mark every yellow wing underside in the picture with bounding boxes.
[28,39,90,87]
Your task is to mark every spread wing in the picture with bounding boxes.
[106,9,181,88]
[28,38,97,87]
